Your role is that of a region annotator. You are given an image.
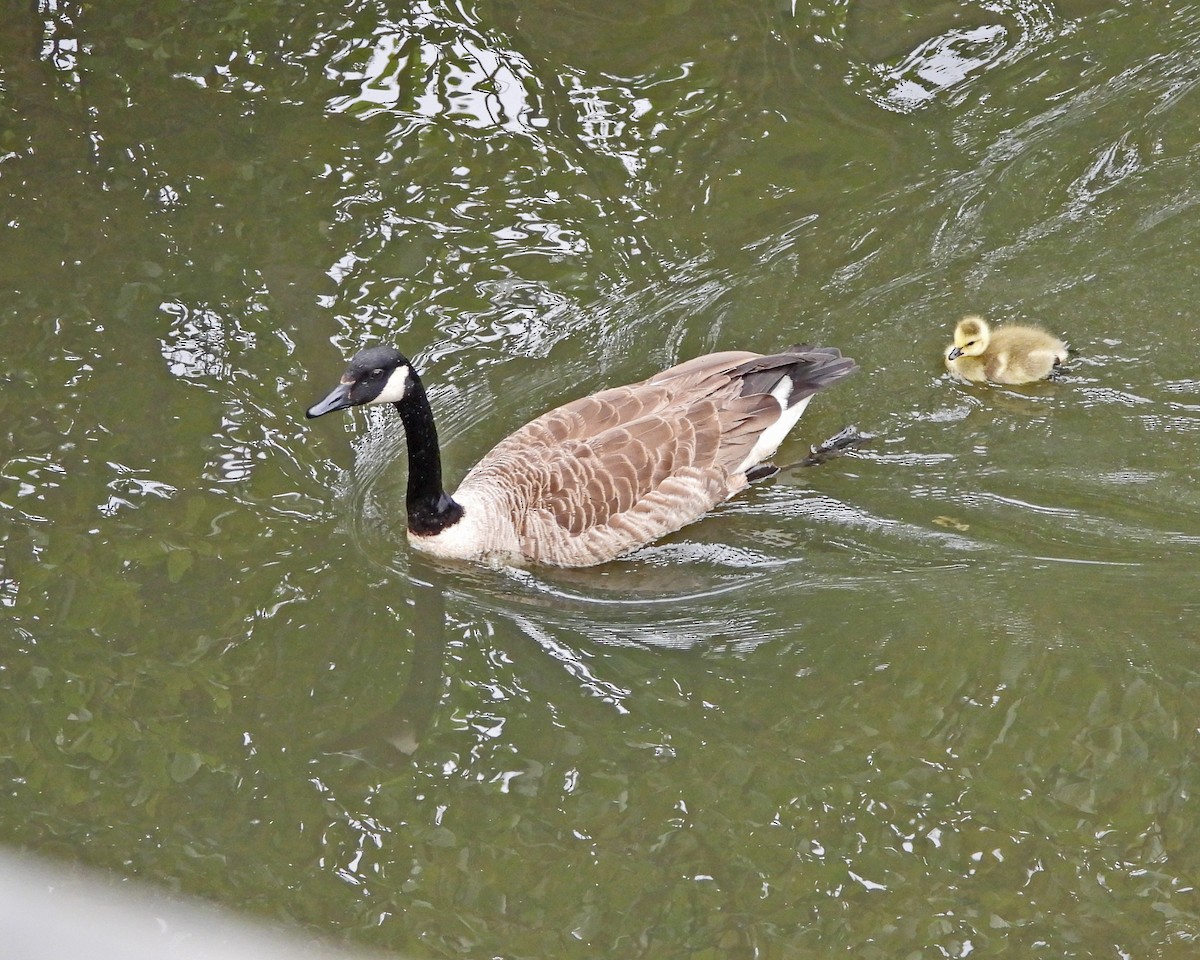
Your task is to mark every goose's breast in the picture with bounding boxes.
[407,487,524,565]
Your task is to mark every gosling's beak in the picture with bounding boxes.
[306,380,354,419]
[947,346,964,360]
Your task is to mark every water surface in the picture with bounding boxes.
[3,1,1199,957]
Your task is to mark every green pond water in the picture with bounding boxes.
[3,1,1200,956]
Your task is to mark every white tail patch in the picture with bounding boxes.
[736,377,812,473]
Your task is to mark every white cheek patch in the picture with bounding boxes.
[371,366,411,404]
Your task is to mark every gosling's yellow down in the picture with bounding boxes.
[944,315,1068,384]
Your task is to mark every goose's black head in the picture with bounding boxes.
[306,346,414,419]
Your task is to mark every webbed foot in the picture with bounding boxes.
[795,424,872,468]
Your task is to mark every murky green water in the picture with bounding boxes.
[3,1,1199,956]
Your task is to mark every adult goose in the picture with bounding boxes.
[307,344,857,567]
[944,315,1069,384]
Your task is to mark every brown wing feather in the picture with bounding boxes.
[459,388,741,564]
[541,407,712,535]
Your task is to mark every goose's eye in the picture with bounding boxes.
[370,368,385,378]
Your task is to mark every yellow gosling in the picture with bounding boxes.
[944,315,1069,384]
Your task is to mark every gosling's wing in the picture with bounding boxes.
[988,327,1069,382]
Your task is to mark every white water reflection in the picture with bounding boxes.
[325,2,542,133]
[843,0,1079,114]
[855,23,1010,113]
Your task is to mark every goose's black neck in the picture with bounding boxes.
[393,370,464,536]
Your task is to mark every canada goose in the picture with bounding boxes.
[306,344,857,567]
[944,315,1069,384]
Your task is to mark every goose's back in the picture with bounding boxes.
[421,349,852,567]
